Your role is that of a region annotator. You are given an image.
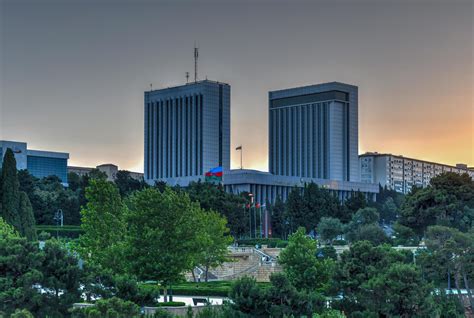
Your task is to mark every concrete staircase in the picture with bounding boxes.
[186,246,283,282]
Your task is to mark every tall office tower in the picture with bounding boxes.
[268,82,359,182]
[144,80,230,186]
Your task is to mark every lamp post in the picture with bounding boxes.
[53,209,63,239]
[248,193,253,238]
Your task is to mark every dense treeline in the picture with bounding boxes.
[1,147,473,317]
[1,152,234,317]
[266,183,403,244]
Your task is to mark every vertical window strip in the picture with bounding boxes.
[145,102,150,179]
[175,97,179,177]
[346,102,350,181]
[219,86,223,167]
[185,96,189,176]
[200,94,203,175]
[194,95,198,176]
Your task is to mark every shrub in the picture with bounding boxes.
[332,239,347,246]
[10,309,34,318]
[158,301,186,307]
[316,246,337,260]
[70,297,140,318]
[152,308,176,318]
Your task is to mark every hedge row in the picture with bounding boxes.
[157,301,186,307]
[36,225,84,239]
[141,281,269,297]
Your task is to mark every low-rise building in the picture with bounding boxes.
[0,140,69,185]
[68,163,143,181]
[359,152,474,194]
[223,169,378,205]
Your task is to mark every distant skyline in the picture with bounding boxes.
[1,0,473,172]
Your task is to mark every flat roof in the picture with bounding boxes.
[269,81,357,98]
[145,79,230,94]
[27,149,69,159]
[224,169,379,193]
[359,152,469,170]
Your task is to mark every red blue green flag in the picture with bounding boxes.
[205,166,223,184]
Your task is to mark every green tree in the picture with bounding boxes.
[88,168,108,180]
[0,217,42,315]
[301,183,343,230]
[10,309,34,318]
[425,225,474,309]
[18,171,82,226]
[392,222,419,246]
[194,210,233,282]
[369,185,404,225]
[346,224,390,245]
[1,148,22,231]
[350,207,379,225]
[67,171,82,192]
[1,149,37,240]
[114,170,147,197]
[125,188,201,299]
[361,263,433,317]
[229,276,267,316]
[286,187,304,234]
[18,192,37,241]
[278,227,334,292]
[379,196,398,224]
[312,309,346,318]
[343,191,367,219]
[345,207,390,245]
[70,297,140,318]
[335,241,407,315]
[433,293,465,318]
[268,196,287,239]
[37,239,83,317]
[274,184,343,238]
[317,217,344,244]
[399,172,474,235]
[187,181,248,237]
[229,273,326,317]
[79,179,127,272]
[266,273,325,317]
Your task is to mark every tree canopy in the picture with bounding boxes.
[79,179,127,273]
[1,149,37,240]
[125,188,202,285]
[278,227,334,292]
[186,181,248,237]
[399,172,474,235]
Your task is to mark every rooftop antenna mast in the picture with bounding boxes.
[194,43,199,82]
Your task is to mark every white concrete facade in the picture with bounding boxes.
[223,169,378,205]
[360,152,474,194]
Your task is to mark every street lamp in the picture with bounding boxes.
[248,193,254,238]
[53,209,63,239]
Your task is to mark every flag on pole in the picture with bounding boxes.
[205,166,223,184]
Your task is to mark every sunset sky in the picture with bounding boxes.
[1,0,473,172]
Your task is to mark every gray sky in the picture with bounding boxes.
[1,0,473,172]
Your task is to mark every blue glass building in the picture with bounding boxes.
[0,140,69,185]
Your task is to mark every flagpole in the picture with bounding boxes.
[240,146,243,169]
